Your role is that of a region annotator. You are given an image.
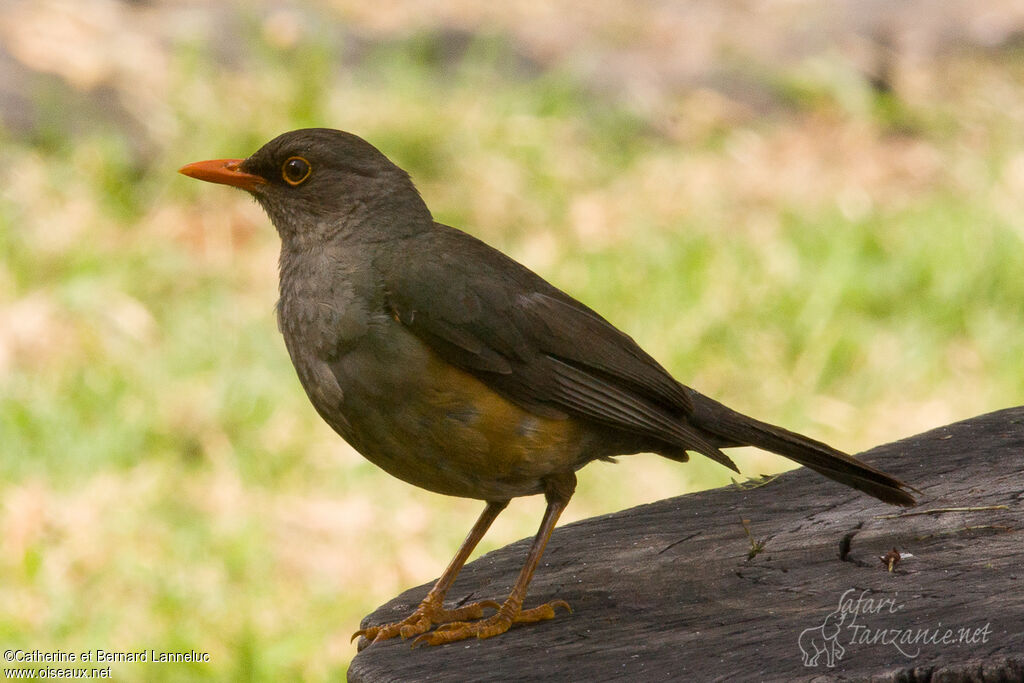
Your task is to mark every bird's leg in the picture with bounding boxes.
[352,499,508,647]
[413,472,576,646]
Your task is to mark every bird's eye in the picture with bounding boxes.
[281,156,312,185]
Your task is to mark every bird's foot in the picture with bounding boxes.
[411,598,571,646]
[352,598,501,648]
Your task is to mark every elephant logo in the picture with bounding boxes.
[798,609,847,667]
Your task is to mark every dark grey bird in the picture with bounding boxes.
[180,128,915,647]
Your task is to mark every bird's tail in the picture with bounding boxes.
[686,391,917,507]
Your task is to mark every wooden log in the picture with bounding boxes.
[349,407,1024,681]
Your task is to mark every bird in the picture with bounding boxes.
[179,128,916,648]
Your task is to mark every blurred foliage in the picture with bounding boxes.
[1,1,1023,679]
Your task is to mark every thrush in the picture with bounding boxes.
[179,128,915,648]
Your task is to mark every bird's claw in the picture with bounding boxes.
[409,599,572,647]
[353,599,502,648]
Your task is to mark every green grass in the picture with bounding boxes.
[2,9,1023,680]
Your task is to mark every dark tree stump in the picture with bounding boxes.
[349,407,1024,682]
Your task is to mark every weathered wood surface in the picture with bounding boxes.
[349,407,1024,682]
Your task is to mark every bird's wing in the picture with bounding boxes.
[379,225,734,463]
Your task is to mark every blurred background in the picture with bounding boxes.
[1,0,1023,679]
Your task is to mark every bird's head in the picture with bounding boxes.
[179,128,431,245]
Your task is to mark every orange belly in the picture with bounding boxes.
[331,332,588,500]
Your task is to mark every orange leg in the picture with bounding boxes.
[353,499,508,647]
[412,472,576,646]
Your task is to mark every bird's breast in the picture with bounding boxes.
[274,248,593,500]
[277,247,376,357]
[317,319,592,500]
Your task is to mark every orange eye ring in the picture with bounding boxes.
[282,156,312,185]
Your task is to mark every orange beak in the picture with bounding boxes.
[178,158,267,192]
